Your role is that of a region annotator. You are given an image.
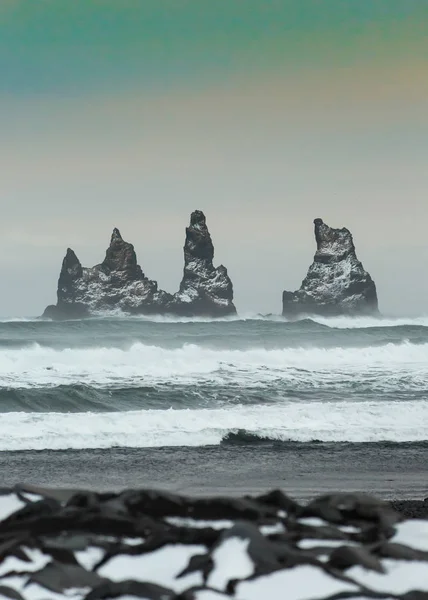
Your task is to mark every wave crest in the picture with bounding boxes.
[0,401,427,451]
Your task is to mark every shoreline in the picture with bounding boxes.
[0,443,426,506]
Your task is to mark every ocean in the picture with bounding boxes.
[1,314,427,498]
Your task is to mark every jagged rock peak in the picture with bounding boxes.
[282,218,379,318]
[190,209,206,228]
[42,213,237,320]
[43,228,171,319]
[63,247,82,268]
[58,248,83,302]
[101,227,142,279]
[313,218,355,261]
[110,227,123,242]
[172,210,236,317]
[185,210,214,263]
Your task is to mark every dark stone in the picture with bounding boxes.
[283,218,379,318]
[42,229,171,320]
[42,211,236,319]
[28,562,107,593]
[1,486,427,599]
[0,586,25,600]
[302,493,399,528]
[85,580,177,600]
[328,545,385,573]
[376,542,428,562]
[170,210,236,317]
[120,488,280,521]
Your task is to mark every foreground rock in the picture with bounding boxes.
[43,211,236,319]
[0,485,427,599]
[283,218,379,318]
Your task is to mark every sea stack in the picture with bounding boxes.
[43,228,172,319]
[282,218,378,318]
[43,211,236,319]
[170,210,236,317]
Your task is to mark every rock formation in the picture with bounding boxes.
[43,228,172,319]
[282,218,378,318]
[0,484,427,599]
[43,211,236,319]
[170,210,236,317]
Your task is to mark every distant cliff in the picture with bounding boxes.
[282,218,378,318]
[43,211,236,319]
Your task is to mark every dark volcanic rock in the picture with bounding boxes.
[1,486,428,598]
[43,229,172,319]
[42,212,236,319]
[282,218,378,318]
[170,210,236,317]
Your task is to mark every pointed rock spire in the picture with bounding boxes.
[57,248,83,303]
[184,209,214,263]
[110,227,123,242]
[172,210,236,317]
[42,214,236,319]
[101,228,142,280]
[313,218,355,261]
[282,218,378,318]
[43,228,172,319]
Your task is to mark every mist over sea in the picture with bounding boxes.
[1,314,428,456]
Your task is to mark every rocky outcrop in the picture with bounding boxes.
[43,211,236,319]
[283,218,378,318]
[1,484,427,599]
[170,210,236,317]
[43,228,172,319]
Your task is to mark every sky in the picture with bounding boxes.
[1,0,427,316]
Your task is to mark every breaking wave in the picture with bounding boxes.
[1,316,428,450]
[0,400,427,451]
[1,341,428,389]
[3,313,428,327]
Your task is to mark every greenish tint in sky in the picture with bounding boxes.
[1,0,427,93]
[1,1,428,316]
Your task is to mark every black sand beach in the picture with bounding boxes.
[1,442,426,509]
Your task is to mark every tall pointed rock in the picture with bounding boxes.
[282,218,379,318]
[100,228,142,280]
[43,248,89,319]
[57,248,83,304]
[171,210,236,317]
[43,229,171,319]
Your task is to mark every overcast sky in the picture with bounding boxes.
[1,0,427,316]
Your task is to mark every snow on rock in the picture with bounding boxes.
[283,218,379,318]
[0,492,26,520]
[390,519,428,551]
[0,486,426,599]
[43,211,236,319]
[170,210,236,317]
[43,228,172,320]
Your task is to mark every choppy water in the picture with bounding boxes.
[1,314,428,451]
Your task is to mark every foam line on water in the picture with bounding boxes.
[310,316,428,329]
[3,314,428,327]
[1,341,428,389]
[0,401,427,450]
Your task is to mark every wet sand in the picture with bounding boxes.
[0,442,426,505]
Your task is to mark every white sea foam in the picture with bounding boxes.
[310,315,428,329]
[1,341,428,390]
[0,317,39,323]
[0,400,427,451]
[4,312,428,326]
